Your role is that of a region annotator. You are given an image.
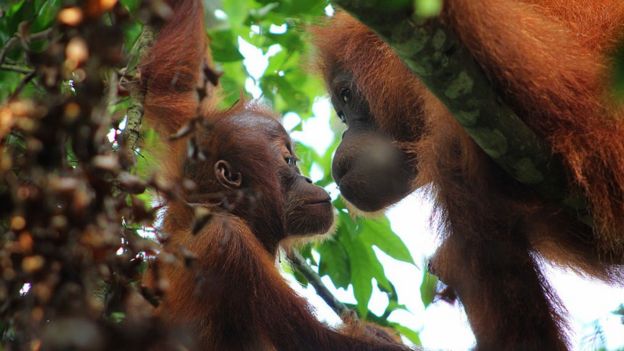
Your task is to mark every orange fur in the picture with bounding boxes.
[316,2,624,251]
[140,0,207,136]
[444,0,624,249]
[314,1,624,349]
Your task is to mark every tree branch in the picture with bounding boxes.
[0,64,33,74]
[0,37,19,65]
[287,251,352,321]
[9,70,36,100]
[331,0,590,218]
[0,28,53,65]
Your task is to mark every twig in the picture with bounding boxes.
[1,27,54,100]
[0,37,19,65]
[106,70,119,107]
[0,63,33,74]
[9,70,36,100]
[0,28,53,65]
[287,251,352,321]
[24,27,53,41]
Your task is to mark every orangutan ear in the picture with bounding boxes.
[214,160,242,189]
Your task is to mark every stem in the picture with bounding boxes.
[287,251,352,321]
[0,28,53,65]
[9,71,36,100]
[0,64,33,74]
[0,37,19,65]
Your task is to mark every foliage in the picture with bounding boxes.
[611,42,624,102]
[413,0,442,18]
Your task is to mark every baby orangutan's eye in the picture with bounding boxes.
[284,156,297,166]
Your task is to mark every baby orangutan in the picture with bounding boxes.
[140,1,412,350]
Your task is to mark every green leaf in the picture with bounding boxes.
[260,73,310,114]
[123,22,144,58]
[8,1,34,34]
[292,142,316,176]
[267,0,327,17]
[266,31,304,53]
[248,3,280,20]
[0,72,21,102]
[136,191,153,212]
[612,43,624,101]
[317,238,351,289]
[7,1,26,18]
[32,0,60,32]
[292,268,308,287]
[337,210,356,236]
[217,61,247,106]
[390,323,422,346]
[109,312,126,323]
[360,217,414,264]
[414,0,442,18]
[344,239,374,318]
[120,0,141,13]
[209,29,244,62]
[222,0,250,25]
[420,270,438,308]
[338,227,391,317]
[384,299,408,315]
[133,128,159,179]
[298,244,314,263]
[110,312,126,323]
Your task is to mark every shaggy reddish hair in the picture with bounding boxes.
[313,1,624,349]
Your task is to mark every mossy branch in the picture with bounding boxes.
[331,0,589,214]
[120,26,155,163]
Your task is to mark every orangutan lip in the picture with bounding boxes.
[305,198,332,205]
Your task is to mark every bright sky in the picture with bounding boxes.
[237,24,624,351]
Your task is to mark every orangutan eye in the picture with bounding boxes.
[284,156,298,166]
[340,87,351,103]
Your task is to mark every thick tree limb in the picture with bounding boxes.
[331,0,588,214]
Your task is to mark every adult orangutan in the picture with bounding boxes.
[140,0,411,350]
[313,1,624,350]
